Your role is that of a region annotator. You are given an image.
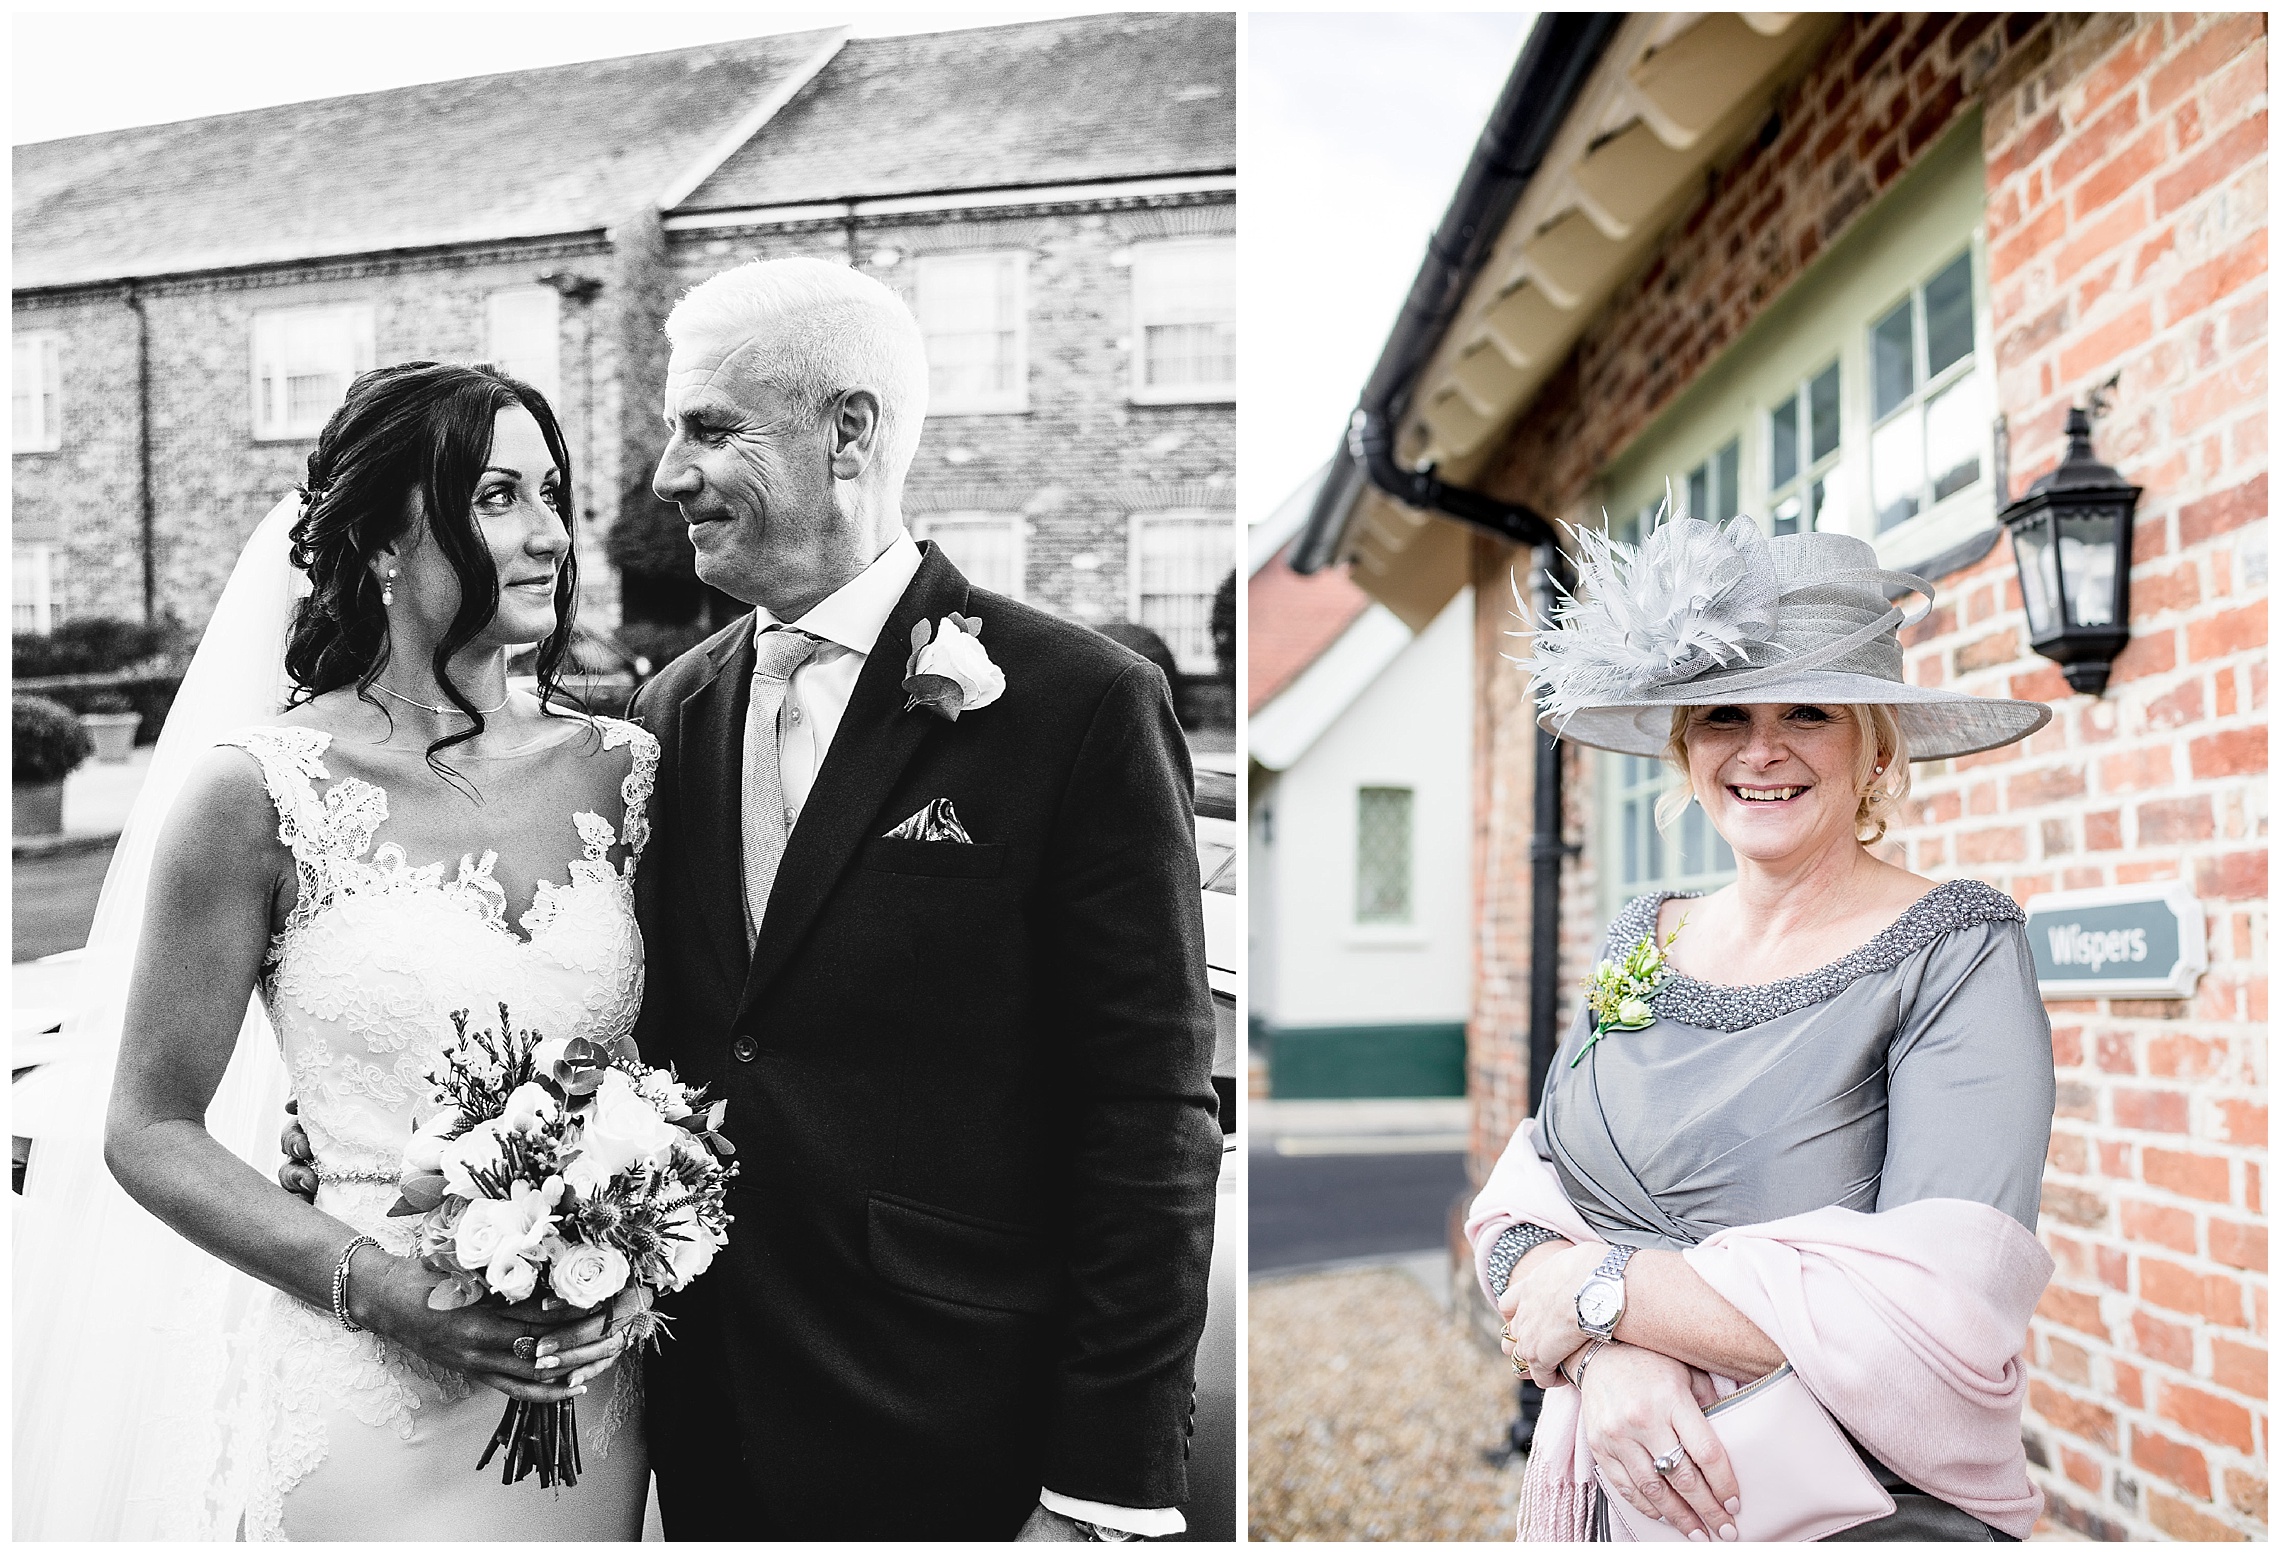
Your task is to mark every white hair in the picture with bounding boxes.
[665,257,931,481]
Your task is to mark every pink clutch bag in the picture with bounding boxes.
[1597,1363,1896,1543]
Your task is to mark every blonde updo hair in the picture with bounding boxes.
[1654,704,1913,846]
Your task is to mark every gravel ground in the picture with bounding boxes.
[1249,1264,1524,1542]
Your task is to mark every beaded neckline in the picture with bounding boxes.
[1611,878,2024,1032]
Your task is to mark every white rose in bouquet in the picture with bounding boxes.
[549,1240,632,1308]
[439,1118,508,1200]
[661,1203,723,1291]
[487,1249,540,1304]
[500,1080,560,1135]
[560,1149,612,1200]
[636,1068,692,1122]
[453,1181,555,1273]
[585,1069,681,1175]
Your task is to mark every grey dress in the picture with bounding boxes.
[1540,879,2054,1542]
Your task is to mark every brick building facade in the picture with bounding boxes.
[12,15,1235,675]
[1302,12,2265,1542]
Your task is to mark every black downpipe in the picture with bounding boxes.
[1526,549,1577,1114]
[124,282,156,624]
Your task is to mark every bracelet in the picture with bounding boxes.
[331,1234,381,1332]
[1486,1222,1567,1298]
[1562,1337,1611,1388]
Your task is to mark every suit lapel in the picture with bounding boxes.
[678,613,760,995]
[737,545,972,1023]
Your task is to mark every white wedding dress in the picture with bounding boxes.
[214,718,656,1540]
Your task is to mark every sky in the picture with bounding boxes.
[1240,11,1535,532]
[10,9,1112,143]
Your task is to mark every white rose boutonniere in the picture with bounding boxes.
[1573,915,1686,1068]
[903,613,1005,721]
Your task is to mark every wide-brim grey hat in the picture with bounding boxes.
[1523,518,2051,761]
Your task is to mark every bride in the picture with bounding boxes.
[15,362,654,1539]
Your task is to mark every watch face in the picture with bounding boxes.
[1577,1279,1622,1329]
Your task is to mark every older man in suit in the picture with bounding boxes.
[626,257,1221,1541]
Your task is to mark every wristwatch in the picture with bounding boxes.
[1485,1222,1567,1299]
[1573,1243,1637,1339]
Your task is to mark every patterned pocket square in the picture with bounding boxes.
[882,798,973,843]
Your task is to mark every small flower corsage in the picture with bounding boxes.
[1572,917,1685,1068]
[903,613,1006,722]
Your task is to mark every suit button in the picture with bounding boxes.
[730,1036,758,1063]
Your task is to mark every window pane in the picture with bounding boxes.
[486,288,561,406]
[919,517,1020,597]
[1135,513,1228,672]
[1714,439,1739,522]
[919,255,1021,406]
[1771,396,1800,490]
[1923,251,1975,380]
[1681,801,1711,876]
[1809,470,1840,532]
[1356,786,1414,924]
[1622,794,1641,885]
[1872,409,1923,531]
[1924,369,1984,503]
[1809,362,1841,464]
[1772,492,1804,537]
[1136,241,1234,392]
[1871,300,1914,420]
[1687,463,1709,522]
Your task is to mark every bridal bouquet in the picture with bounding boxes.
[391,1005,736,1488]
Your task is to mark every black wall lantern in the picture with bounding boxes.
[1997,406,2140,696]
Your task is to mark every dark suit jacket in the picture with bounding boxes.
[627,544,1222,1539]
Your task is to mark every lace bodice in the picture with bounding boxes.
[214,718,657,1541]
[220,719,657,1198]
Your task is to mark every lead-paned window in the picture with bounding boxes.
[1131,238,1235,403]
[13,332,62,454]
[251,304,375,441]
[913,512,1024,599]
[1869,248,1984,532]
[485,287,561,407]
[917,253,1028,415]
[1355,785,1414,925]
[1130,510,1230,673]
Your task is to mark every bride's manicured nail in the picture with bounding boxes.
[1687,1531,1706,1543]
[1723,1499,1740,1515]
[536,1356,558,1370]
[1719,1524,1738,1540]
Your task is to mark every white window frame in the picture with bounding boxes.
[916,252,1029,416]
[911,511,1026,600]
[1127,509,1231,676]
[1766,357,1845,537]
[13,331,62,454]
[250,303,376,442]
[485,286,562,407]
[1864,245,1992,545]
[1129,237,1236,405]
[13,543,62,635]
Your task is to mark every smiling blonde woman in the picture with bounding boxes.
[1467,517,2060,1543]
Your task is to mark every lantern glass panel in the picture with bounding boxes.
[2012,513,2060,637]
[2058,508,2120,628]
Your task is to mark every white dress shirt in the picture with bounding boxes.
[743,529,1180,1539]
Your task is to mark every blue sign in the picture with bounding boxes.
[2022,884,2205,999]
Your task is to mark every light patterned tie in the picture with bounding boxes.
[742,627,822,948]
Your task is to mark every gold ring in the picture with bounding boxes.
[1509,1350,1531,1377]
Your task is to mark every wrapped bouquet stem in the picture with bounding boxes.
[393,1005,737,1488]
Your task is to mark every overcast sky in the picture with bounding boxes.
[10,9,1112,143]
[1240,12,1535,530]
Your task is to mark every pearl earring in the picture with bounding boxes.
[381,567,398,608]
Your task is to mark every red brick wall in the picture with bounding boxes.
[1966,15,2268,1541]
[1463,12,2267,1541]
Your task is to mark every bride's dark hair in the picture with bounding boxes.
[284,361,579,767]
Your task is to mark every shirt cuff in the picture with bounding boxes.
[1040,1490,1187,1537]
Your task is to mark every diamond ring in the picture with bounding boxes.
[1651,1444,1688,1475]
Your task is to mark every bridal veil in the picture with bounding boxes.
[14,494,303,1538]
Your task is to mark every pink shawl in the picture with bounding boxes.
[1465,1120,2052,1541]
